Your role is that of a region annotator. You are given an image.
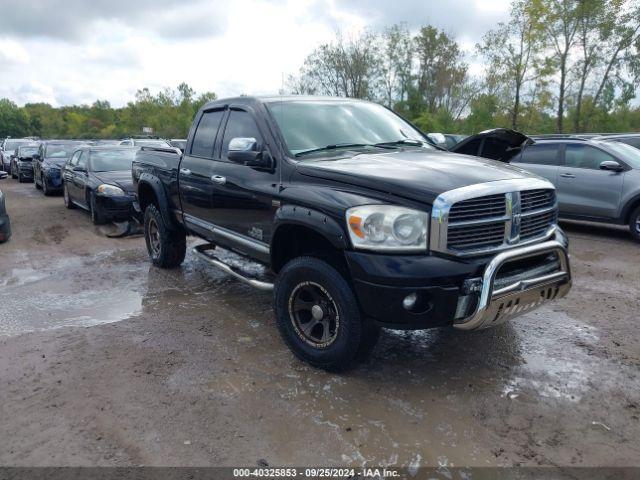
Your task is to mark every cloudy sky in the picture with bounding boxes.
[0,0,509,107]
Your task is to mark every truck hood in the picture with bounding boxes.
[94,170,134,194]
[296,150,538,204]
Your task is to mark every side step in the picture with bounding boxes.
[192,243,274,291]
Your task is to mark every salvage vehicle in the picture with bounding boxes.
[63,146,138,225]
[450,128,534,162]
[513,137,640,242]
[120,138,171,148]
[33,141,86,195]
[0,187,10,242]
[10,144,40,182]
[1,138,32,172]
[133,96,572,370]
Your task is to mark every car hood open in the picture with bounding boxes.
[449,128,534,162]
[94,170,134,194]
[296,149,539,204]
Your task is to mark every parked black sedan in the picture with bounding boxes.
[33,141,86,195]
[10,144,40,182]
[0,187,11,242]
[62,146,138,224]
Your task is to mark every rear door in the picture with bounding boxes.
[179,108,226,236]
[512,142,561,184]
[556,143,624,218]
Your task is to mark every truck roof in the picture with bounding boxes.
[201,95,371,110]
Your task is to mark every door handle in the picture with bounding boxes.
[560,173,575,178]
[180,168,192,175]
[211,175,226,185]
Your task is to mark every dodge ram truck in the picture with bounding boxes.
[132,96,572,371]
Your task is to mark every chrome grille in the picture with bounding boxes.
[448,194,506,222]
[521,189,556,213]
[521,209,558,240]
[431,180,559,257]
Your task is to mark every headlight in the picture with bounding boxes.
[346,205,429,252]
[97,184,125,196]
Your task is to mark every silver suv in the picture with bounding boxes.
[513,138,640,242]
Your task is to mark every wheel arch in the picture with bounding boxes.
[137,173,179,230]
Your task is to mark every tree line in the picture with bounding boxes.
[290,0,640,135]
[1,0,639,140]
[0,83,216,140]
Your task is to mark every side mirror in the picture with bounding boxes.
[599,160,624,172]
[228,137,273,169]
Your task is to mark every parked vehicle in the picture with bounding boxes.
[1,138,33,172]
[513,138,640,241]
[449,128,533,162]
[594,133,640,150]
[62,146,138,224]
[10,144,40,182]
[0,187,10,242]
[132,96,572,370]
[120,138,171,148]
[427,133,467,150]
[168,139,187,152]
[33,141,86,195]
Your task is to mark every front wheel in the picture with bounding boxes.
[630,206,640,242]
[144,204,186,269]
[90,194,106,225]
[63,183,75,209]
[274,256,379,371]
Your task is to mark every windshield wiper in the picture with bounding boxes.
[373,139,426,148]
[294,143,395,158]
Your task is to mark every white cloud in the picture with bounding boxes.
[0,0,509,107]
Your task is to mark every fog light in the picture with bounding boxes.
[402,293,418,310]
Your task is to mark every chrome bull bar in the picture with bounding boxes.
[454,240,572,331]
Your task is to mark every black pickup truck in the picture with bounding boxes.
[132,96,572,370]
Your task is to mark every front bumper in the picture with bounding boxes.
[18,165,34,178]
[43,169,64,190]
[347,231,572,331]
[0,214,11,242]
[94,194,136,221]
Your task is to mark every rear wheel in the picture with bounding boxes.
[630,206,640,242]
[144,204,186,268]
[274,256,379,371]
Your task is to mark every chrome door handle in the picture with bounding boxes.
[560,173,575,178]
[211,175,226,185]
[180,168,192,175]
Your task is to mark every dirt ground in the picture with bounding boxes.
[0,178,639,469]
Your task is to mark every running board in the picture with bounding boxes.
[192,243,274,291]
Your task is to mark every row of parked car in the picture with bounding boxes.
[0,137,186,238]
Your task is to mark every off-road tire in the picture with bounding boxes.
[63,183,75,209]
[274,256,379,371]
[144,204,186,269]
[630,206,640,242]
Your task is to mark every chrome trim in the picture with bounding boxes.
[192,244,273,291]
[454,237,572,331]
[430,178,557,257]
[183,214,270,255]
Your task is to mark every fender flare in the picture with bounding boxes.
[620,193,640,223]
[272,204,349,254]
[137,173,178,229]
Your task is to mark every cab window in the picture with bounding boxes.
[221,110,263,160]
[190,110,225,158]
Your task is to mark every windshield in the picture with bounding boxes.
[601,141,640,168]
[46,144,81,158]
[267,100,431,157]
[19,146,39,157]
[90,149,136,171]
[4,140,30,151]
[134,140,170,147]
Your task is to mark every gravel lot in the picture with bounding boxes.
[0,178,638,468]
